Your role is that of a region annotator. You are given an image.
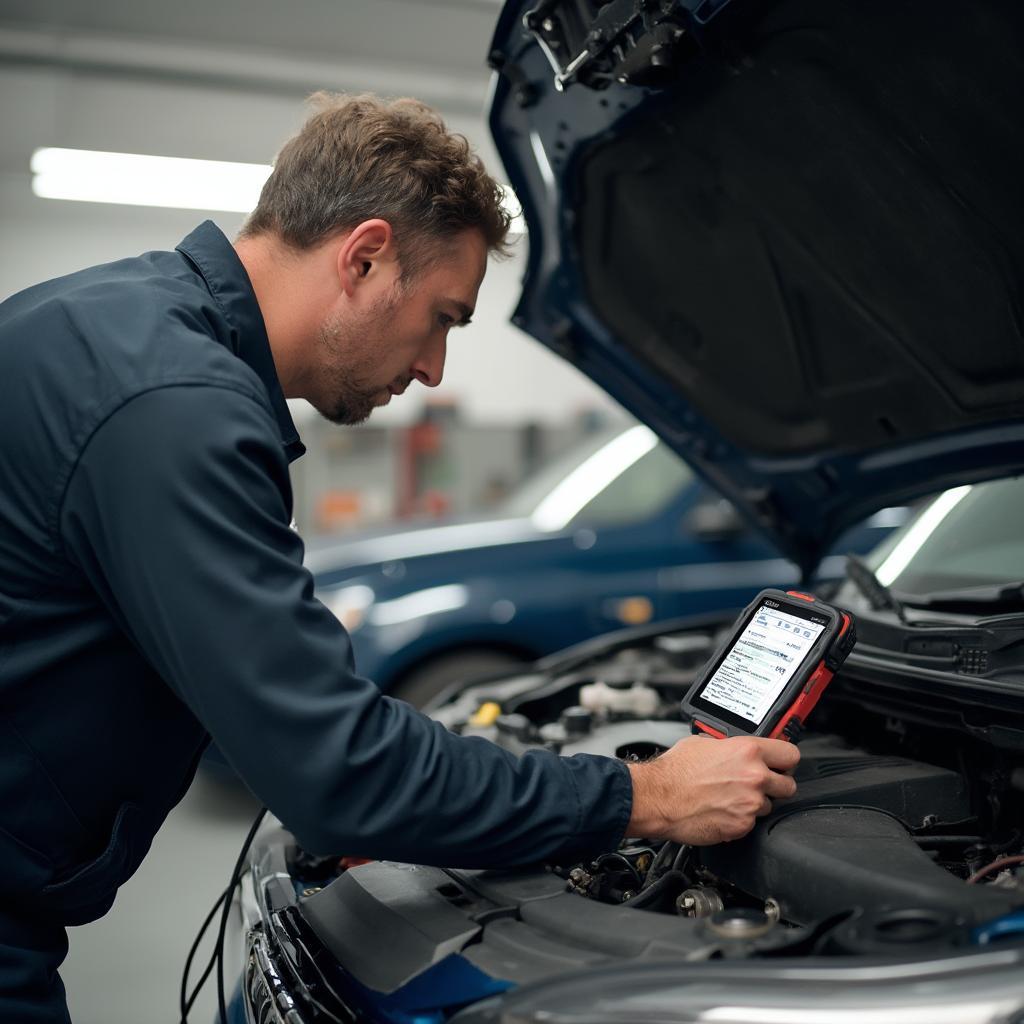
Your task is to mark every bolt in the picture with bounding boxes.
[542,17,554,31]
[621,890,636,902]
[677,887,724,918]
[764,897,781,923]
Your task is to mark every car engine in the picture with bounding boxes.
[249,613,1024,1023]
[424,614,1024,955]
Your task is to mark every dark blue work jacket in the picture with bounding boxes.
[0,222,631,1019]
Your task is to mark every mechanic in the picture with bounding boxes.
[0,92,799,1022]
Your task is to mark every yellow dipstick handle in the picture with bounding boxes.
[469,701,502,727]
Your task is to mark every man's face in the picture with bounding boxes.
[310,228,488,425]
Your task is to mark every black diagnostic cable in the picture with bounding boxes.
[180,887,229,1021]
[180,805,268,1024]
[217,806,268,1024]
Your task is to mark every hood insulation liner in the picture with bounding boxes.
[577,0,1024,457]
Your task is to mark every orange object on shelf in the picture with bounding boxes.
[315,490,362,532]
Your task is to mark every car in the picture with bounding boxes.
[307,422,899,706]
[238,478,1024,1024]
[234,1,1024,1021]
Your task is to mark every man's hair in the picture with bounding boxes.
[241,92,512,279]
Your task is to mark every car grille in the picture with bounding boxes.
[244,928,308,1024]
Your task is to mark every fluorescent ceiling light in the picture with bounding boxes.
[31,147,271,213]
[30,147,526,232]
[531,425,659,533]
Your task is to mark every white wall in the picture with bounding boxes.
[0,55,621,425]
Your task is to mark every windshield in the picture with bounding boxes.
[500,424,693,531]
[499,426,631,519]
[854,476,1024,599]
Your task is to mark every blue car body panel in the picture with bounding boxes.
[309,477,891,691]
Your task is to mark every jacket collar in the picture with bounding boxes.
[176,221,306,464]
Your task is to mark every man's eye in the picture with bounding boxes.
[438,314,455,328]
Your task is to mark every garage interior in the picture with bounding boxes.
[0,2,621,1020]
[2,1,1023,1022]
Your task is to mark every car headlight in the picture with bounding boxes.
[320,584,374,633]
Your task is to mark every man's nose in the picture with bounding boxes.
[411,336,446,388]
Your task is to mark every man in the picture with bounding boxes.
[0,92,798,1021]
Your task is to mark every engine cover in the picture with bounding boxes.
[701,736,1019,925]
[761,735,971,829]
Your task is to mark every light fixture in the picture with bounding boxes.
[30,147,271,213]
[30,147,526,231]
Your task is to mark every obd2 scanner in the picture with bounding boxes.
[681,589,856,743]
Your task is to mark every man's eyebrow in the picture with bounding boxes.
[445,299,474,325]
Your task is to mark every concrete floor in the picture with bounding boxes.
[62,771,262,1024]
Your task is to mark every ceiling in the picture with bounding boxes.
[0,0,514,292]
[0,0,505,113]
[0,0,623,430]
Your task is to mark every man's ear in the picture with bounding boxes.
[336,219,395,296]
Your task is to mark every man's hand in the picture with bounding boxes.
[626,735,800,845]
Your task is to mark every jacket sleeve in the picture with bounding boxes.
[58,383,632,865]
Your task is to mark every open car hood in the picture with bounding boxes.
[487,0,1024,576]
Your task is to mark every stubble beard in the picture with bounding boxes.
[313,295,403,426]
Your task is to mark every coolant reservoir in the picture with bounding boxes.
[579,681,660,718]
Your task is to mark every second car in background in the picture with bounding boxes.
[308,422,903,705]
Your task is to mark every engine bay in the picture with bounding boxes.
[255,612,1024,1020]
[423,613,1024,952]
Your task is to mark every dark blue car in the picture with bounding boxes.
[237,2,1024,1022]
[307,422,901,705]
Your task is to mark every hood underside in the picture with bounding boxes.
[487,0,1024,573]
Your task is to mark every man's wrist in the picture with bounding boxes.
[625,760,671,839]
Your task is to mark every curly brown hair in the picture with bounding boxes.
[241,92,512,280]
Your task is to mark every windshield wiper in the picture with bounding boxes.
[901,581,1024,612]
[845,553,908,623]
